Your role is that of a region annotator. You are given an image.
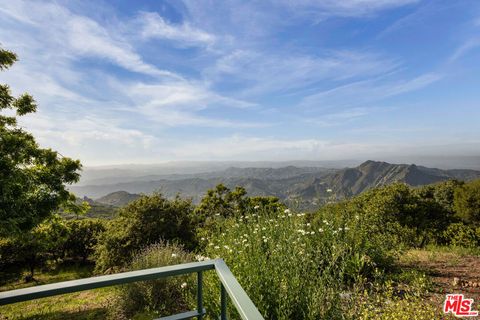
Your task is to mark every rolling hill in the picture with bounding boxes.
[70,160,480,209]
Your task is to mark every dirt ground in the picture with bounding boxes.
[401,249,480,314]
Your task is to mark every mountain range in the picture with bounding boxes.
[70,160,480,209]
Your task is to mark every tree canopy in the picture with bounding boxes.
[0,47,81,236]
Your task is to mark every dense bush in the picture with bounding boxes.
[454,179,480,225]
[64,219,106,262]
[443,222,480,248]
[95,193,197,272]
[108,242,196,319]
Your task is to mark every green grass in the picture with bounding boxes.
[0,264,115,320]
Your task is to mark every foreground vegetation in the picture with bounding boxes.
[1,178,479,319]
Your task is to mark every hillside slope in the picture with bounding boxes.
[70,161,480,207]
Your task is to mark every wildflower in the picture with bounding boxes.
[306,223,311,227]
[181,282,187,289]
[215,213,220,216]
[284,209,290,214]
[262,227,266,231]
[310,231,315,235]
[263,238,268,243]
[326,188,333,193]
[344,227,350,231]
[171,253,178,258]
[201,237,205,241]
[318,228,323,232]
[288,213,293,217]
[214,245,220,249]
[195,255,210,261]
[254,205,260,210]
[223,245,230,250]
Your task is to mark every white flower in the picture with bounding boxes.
[284,209,290,214]
[288,213,293,217]
[306,223,311,227]
[201,237,205,241]
[171,253,178,258]
[215,213,220,216]
[214,245,220,249]
[310,231,315,235]
[262,227,266,231]
[223,245,230,250]
[181,282,187,289]
[326,188,333,193]
[254,205,260,210]
[318,228,324,232]
[344,227,350,231]
[263,238,268,243]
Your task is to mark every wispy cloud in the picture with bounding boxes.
[0,1,179,78]
[299,72,442,110]
[207,50,400,97]
[138,12,215,47]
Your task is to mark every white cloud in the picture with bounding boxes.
[299,72,442,109]
[275,0,420,18]
[0,1,179,78]
[127,82,262,127]
[450,38,480,61]
[139,12,215,47]
[208,50,399,97]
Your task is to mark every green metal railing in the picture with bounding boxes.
[0,259,264,320]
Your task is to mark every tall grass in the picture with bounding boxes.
[200,207,399,319]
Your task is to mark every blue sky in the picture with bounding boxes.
[0,0,479,165]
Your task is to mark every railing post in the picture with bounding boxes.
[220,282,227,320]
[197,271,203,320]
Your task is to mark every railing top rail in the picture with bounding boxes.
[0,259,264,319]
[0,260,216,305]
[214,260,264,320]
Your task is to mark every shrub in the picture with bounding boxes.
[454,179,480,225]
[443,222,480,248]
[95,193,196,272]
[108,242,196,319]
[64,219,106,262]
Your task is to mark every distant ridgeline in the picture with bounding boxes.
[70,160,480,211]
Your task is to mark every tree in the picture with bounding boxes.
[94,193,196,272]
[0,47,81,236]
[64,219,106,262]
[454,179,480,225]
[194,184,249,225]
